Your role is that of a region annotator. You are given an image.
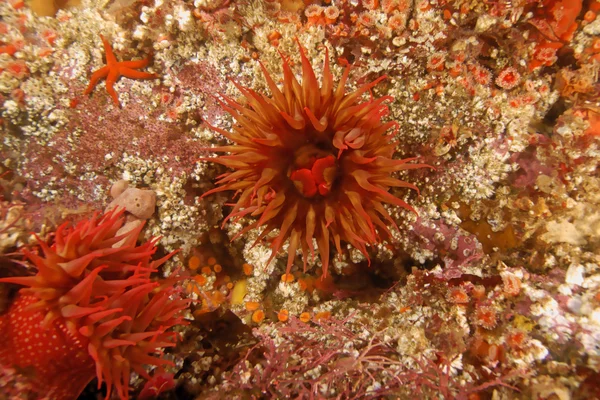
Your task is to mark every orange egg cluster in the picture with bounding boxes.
[185,253,232,317]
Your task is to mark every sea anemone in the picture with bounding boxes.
[0,208,189,400]
[201,41,432,276]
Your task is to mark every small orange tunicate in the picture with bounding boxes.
[252,310,265,323]
[471,337,503,363]
[245,301,260,311]
[487,344,501,362]
[0,44,16,56]
[471,64,491,86]
[381,0,396,13]
[9,0,24,10]
[42,29,57,45]
[314,311,331,321]
[11,88,25,103]
[194,275,207,286]
[408,18,419,30]
[280,273,295,283]
[201,266,212,275]
[449,63,463,78]
[243,263,253,276]
[388,12,406,33]
[188,256,201,271]
[38,47,53,58]
[418,0,431,11]
[305,4,323,17]
[584,11,596,23]
[5,60,29,79]
[509,97,522,108]
[427,52,446,71]
[299,312,311,323]
[213,264,223,273]
[207,257,217,266]
[267,30,282,46]
[298,279,308,291]
[211,291,226,306]
[277,309,289,322]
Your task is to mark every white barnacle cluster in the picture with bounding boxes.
[0,204,31,253]
[560,261,600,365]
[115,153,204,253]
[276,281,309,316]
[241,234,277,297]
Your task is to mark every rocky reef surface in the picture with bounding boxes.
[1,0,600,399]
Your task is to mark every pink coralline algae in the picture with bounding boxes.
[412,217,483,276]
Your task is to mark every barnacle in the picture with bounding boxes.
[202,41,432,276]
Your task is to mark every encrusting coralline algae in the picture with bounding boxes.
[1,0,600,399]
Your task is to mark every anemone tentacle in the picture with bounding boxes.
[0,208,189,400]
[202,43,433,276]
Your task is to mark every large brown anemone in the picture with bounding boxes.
[202,42,432,275]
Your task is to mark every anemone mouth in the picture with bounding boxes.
[289,144,339,198]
